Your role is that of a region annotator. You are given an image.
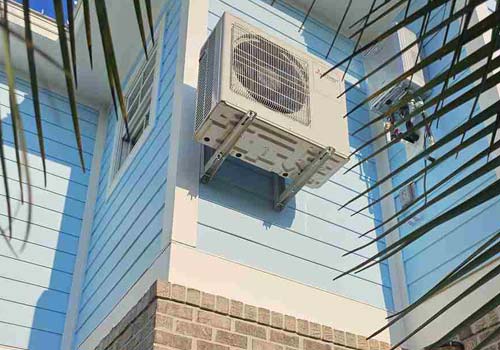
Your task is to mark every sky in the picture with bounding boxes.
[14,0,71,19]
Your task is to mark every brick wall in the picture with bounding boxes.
[459,306,500,350]
[94,281,392,350]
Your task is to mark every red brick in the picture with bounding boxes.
[310,323,322,339]
[245,304,258,322]
[197,340,230,350]
[187,288,201,306]
[201,293,216,311]
[297,319,309,336]
[334,330,346,345]
[322,326,333,342]
[253,338,283,350]
[271,312,284,329]
[345,332,357,348]
[158,300,193,320]
[230,300,244,318]
[154,330,192,350]
[270,330,299,348]
[357,335,369,350]
[155,314,174,331]
[304,339,332,350]
[215,330,248,349]
[216,296,230,314]
[258,308,271,325]
[284,316,296,332]
[171,284,186,302]
[176,320,213,340]
[369,339,380,350]
[197,310,231,330]
[235,320,267,339]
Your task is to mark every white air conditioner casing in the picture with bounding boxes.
[195,13,350,188]
[364,27,426,112]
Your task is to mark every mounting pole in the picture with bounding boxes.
[274,147,333,211]
[201,110,257,184]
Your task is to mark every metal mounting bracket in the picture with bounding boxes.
[273,147,333,211]
[201,110,257,184]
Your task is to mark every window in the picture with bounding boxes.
[113,45,159,175]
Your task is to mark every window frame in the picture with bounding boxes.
[107,18,165,197]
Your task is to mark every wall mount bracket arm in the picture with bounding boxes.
[274,147,333,211]
[201,110,257,184]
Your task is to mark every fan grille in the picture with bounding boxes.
[230,24,311,126]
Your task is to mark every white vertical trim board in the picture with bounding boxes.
[61,106,109,350]
[369,113,410,346]
[162,0,209,248]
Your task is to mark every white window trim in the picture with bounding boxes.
[107,17,166,197]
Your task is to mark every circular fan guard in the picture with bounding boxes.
[233,33,308,115]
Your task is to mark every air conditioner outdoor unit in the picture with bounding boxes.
[194,13,350,188]
[364,27,426,112]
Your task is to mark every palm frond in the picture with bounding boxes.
[53,0,85,171]
[368,232,499,339]
[82,0,92,68]
[144,0,154,45]
[95,0,129,137]
[387,265,500,350]
[1,0,32,247]
[22,0,47,186]
[67,0,77,87]
[425,294,500,349]
[133,0,149,59]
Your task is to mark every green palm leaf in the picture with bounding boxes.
[82,0,92,68]
[22,0,47,186]
[133,0,149,59]
[53,0,85,171]
[95,0,129,137]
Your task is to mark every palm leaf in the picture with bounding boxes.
[82,0,92,68]
[67,0,77,87]
[425,294,500,350]
[351,34,499,137]
[349,100,500,216]
[2,0,24,209]
[340,84,500,212]
[361,140,500,238]
[342,0,377,80]
[22,0,47,186]
[348,0,407,39]
[387,265,500,350]
[144,0,154,45]
[326,0,352,59]
[53,0,85,171]
[133,0,149,59]
[94,0,129,136]
[321,0,452,78]
[338,7,499,118]
[347,133,499,256]
[334,178,500,281]
[367,233,499,339]
[2,0,24,220]
[1,0,33,246]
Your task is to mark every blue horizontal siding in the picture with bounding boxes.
[0,70,98,350]
[74,2,180,347]
[196,0,393,311]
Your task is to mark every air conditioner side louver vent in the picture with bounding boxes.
[196,31,218,131]
[230,24,311,126]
